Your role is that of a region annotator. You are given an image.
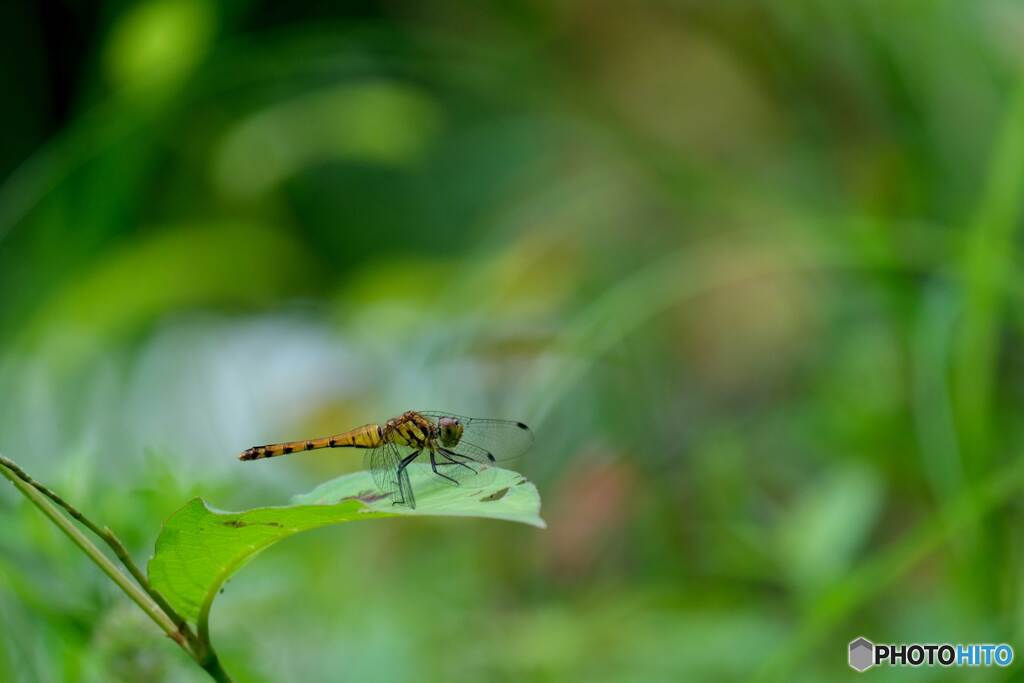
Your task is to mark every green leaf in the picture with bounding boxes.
[148,465,544,624]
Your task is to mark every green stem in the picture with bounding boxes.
[0,457,187,651]
[0,455,235,682]
[0,455,194,640]
[196,572,234,683]
[195,640,233,683]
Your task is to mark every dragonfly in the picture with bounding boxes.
[239,411,534,509]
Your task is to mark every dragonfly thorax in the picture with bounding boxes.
[382,411,444,449]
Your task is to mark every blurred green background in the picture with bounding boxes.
[2,1,1024,681]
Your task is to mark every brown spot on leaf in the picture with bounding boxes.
[340,489,390,504]
[480,487,509,502]
[221,519,282,528]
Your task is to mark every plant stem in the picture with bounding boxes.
[195,641,233,683]
[0,455,236,682]
[196,587,233,682]
[0,457,188,651]
[0,456,195,641]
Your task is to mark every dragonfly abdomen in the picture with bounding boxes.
[239,424,383,460]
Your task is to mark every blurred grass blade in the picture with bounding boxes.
[956,86,1024,461]
[953,84,1024,612]
[148,465,544,626]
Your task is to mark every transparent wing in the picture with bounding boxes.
[397,462,416,510]
[364,442,418,508]
[365,442,399,494]
[419,412,535,463]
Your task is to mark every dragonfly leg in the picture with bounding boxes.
[429,450,460,486]
[439,448,477,474]
[392,449,421,506]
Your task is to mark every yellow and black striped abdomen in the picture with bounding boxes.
[239,423,383,461]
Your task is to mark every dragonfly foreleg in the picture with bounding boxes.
[429,450,460,486]
[391,449,421,506]
[439,448,477,474]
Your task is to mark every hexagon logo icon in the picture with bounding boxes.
[849,637,874,672]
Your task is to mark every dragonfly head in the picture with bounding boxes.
[438,416,464,447]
